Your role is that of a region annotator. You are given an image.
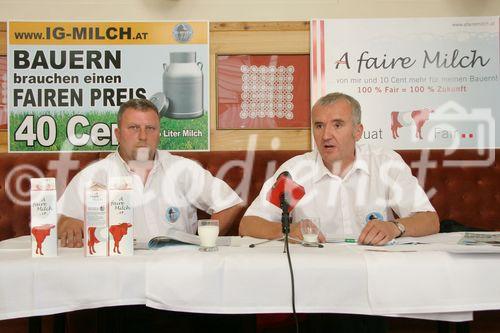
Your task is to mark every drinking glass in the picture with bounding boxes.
[300,217,321,245]
[198,219,219,252]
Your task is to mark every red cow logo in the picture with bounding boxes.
[32,224,55,255]
[87,227,100,255]
[109,223,132,254]
[391,109,434,140]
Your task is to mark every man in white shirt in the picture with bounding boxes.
[58,98,243,247]
[239,92,439,245]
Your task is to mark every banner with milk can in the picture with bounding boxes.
[7,21,209,152]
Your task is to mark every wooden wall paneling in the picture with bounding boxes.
[1,22,7,152]
[0,135,5,155]
[211,21,309,32]
[210,21,311,151]
[0,135,5,154]
[0,22,6,56]
[212,31,310,54]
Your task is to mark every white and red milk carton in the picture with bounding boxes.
[84,182,108,257]
[30,178,57,257]
[108,177,134,256]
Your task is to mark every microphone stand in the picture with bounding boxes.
[250,195,302,333]
[280,193,292,253]
[249,193,302,252]
[249,179,320,333]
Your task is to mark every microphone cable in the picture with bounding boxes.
[284,234,299,333]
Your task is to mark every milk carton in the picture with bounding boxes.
[108,177,134,256]
[84,182,108,257]
[30,178,57,257]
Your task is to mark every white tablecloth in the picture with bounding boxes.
[0,236,149,320]
[2,234,500,321]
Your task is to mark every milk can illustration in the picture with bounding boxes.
[160,51,204,119]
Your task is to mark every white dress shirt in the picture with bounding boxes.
[58,150,242,243]
[244,144,435,237]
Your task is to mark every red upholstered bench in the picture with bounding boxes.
[1,149,499,241]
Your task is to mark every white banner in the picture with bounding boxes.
[311,17,499,150]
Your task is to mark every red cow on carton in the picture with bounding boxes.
[87,227,100,255]
[109,223,132,254]
[32,224,55,255]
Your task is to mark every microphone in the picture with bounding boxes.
[262,172,307,330]
[266,171,305,213]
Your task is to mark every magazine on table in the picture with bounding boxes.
[134,228,240,250]
[458,232,500,246]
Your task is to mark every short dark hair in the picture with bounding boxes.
[117,99,159,126]
[312,92,361,125]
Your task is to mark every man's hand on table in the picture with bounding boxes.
[357,219,399,246]
[58,216,84,248]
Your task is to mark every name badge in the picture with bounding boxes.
[365,211,383,223]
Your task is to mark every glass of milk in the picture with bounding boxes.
[300,218,321,245]
[198,219,219,252]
